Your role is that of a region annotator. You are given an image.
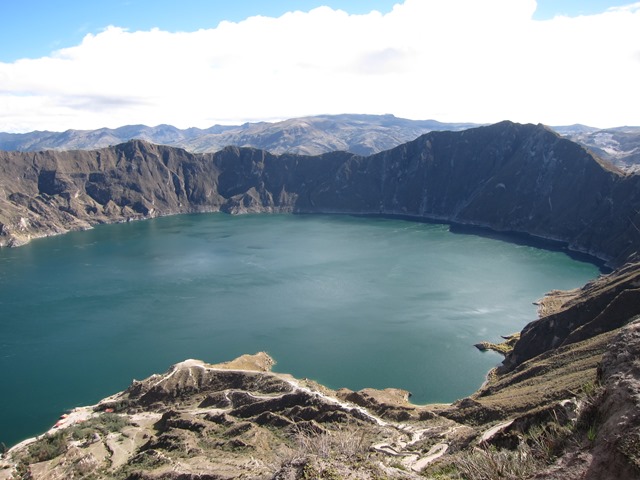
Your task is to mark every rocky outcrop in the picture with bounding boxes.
[2,121,640,267]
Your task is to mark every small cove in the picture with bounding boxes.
[0,213,601,447]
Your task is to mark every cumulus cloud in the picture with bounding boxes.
[0,0,639,132]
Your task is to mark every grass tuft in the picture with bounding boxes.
[453,444,542,480]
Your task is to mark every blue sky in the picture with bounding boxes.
[0,0,629,62]
[4,1,391,62]
[0,0,638,131]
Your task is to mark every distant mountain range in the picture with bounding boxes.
[0,114,476,157]
[1,114,639,171]
[553,125,640,172]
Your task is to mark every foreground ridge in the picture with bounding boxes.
[0,353,458,478]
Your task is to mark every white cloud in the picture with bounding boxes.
[0,0,639,132]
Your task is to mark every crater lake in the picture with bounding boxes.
[0,214,601,447]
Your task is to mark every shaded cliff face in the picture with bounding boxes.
[2,121,639,266]
[0,141,351,246]
[318,121,640,265]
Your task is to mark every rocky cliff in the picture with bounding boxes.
[2,121,639,266]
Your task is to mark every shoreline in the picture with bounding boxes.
[0,212,605,449]
[3,207,614,271]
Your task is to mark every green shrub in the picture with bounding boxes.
[26,431,67,463]
[293,425,370,461]
[70,412,130,440]
[423,462,462,479]
[98,412,129,432]
[526,422,573,461]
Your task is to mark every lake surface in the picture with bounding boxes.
[0,213,601,447]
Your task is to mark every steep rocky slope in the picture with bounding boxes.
[2,121,639,266]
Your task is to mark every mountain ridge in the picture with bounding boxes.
[2,114,639,172]
[0,114,477,157]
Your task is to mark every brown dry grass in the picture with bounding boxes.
[473,330,616,415]
[209,351,276,372]
[535,288,581,317]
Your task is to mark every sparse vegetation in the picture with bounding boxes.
[291,425,371,461]
[63,446,101,478]
[575,381,604,445]
[113,450,172,479]
[389,460,407,471]
[581,380,597,397]
[524,418,575,462]
[423,461,462,479]
[301,460,320,479]
[453,444,543,480]
[8,413,132,480]
[24,430,67,463]
[271,425,376,479]
[425,388,596,480]
[70,412,130,440]
[473,329,614,420]
[618,431,640,469]
[97,398,132,413]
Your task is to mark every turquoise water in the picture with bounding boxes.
[0,214,600,447]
